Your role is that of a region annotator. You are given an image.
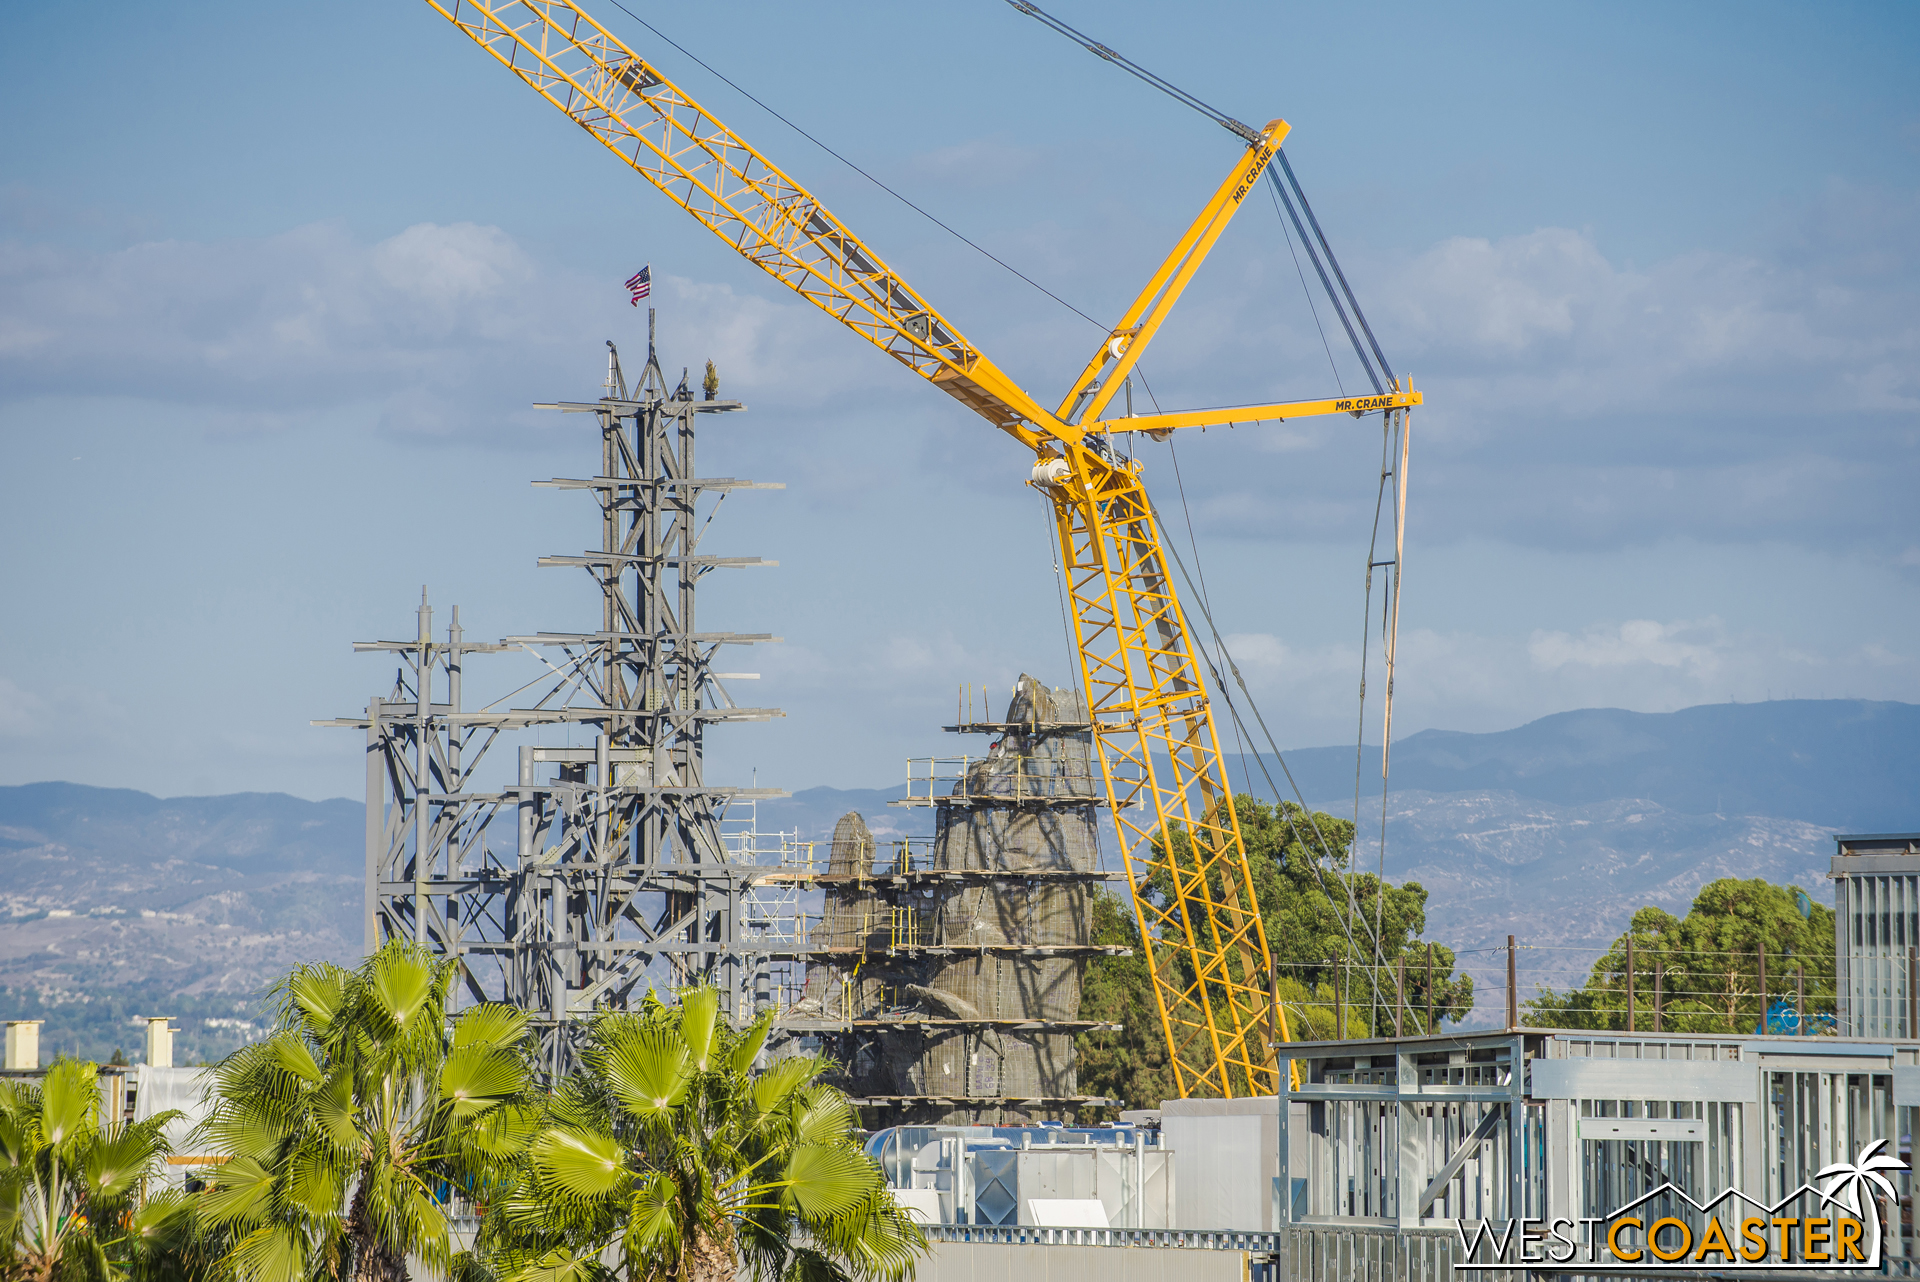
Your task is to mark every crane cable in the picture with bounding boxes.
[999,0,1265,144]
[1008,0,1423,1029]
[606,0,1413,1022]
[1152,499,1383,965]
[1004,0,1398,395]
[1136,372,1385,1015]
[603,0,1110,334]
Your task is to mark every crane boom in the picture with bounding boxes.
[423,0,1419,1099]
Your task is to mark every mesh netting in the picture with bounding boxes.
[804,675,1095,1124]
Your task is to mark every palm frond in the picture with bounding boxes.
[620,1171,681,1262]
[789,1088,856,1149]
[750,1058,820,1119]
[199,1156,279,1229]
[226,1223,306,1282]
[282,963,352,1037]
[454,1005,531,1051]
[441,1047,531,1121]
[779,1145,885,1222]
[599,1028,693,1127]
[529,1128,626,1202]
[40,1061,97,1149]
[80,1128,168,1201]
[678,989,721,1073]
[727,1013,775,1078]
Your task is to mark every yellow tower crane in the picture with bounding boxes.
[420,0,1419,1099]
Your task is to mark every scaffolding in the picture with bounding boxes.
[319,317,788,1073]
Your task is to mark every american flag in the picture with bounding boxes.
[625,265,651,305]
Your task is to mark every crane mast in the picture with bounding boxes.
[422,0,1419,1098]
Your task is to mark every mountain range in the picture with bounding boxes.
[0,698,1910,1053]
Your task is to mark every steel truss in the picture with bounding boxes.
[321,322,786,1072]
[1051,471,1274,1099]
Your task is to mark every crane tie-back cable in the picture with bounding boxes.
[1004,0,1399,393]
[1001,0,1264,143]
[603,0,1108,333]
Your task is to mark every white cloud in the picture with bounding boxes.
[0,679,42,738]
[1214,615,1917,749]
[2,188,1914,559]
[1101,183,1919,552]
[1528,617,1726,674]
[0,677,130,749]
[0,220,890,441]
[908,136,1051,189]
[1379,192,1920,420]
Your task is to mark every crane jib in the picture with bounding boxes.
[421,0,1415,1101]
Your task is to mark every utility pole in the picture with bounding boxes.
[1505,936,1518,1030]
[1270,962,1281,1049]
[1626,937,1636,1034]
[1395,957,1406,1038]
[1336,955,1347,1041]
[1426,942,1436,1034]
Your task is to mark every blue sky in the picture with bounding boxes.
[2,0,1916,801]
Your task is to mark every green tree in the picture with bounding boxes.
[1240,797,1473,1034]
[1525,877,1835,1033]
[484,988,922,1282]
[196,942,539,1282]
[1079,795,1475,1112]
[1076,892,1174,1116]
[0,1058,189,1282]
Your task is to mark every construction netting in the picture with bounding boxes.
[798,675,1099,1124]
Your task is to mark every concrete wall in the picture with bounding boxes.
[1159,1096,1278,1231]
[916,1241,1247,1282]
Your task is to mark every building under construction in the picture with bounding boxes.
[321,321,795,1074]
[326,325,1119,1110]
[787,677,1124,1124]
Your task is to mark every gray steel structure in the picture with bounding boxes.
[320,320,786,1072]
[1833,832,1920,1040]
[1278,1028,1920,1277]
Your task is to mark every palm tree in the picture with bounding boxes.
[0,1058,189,1282]
[197,942,540,1282]
[487,988,923,1282]
[1816,1139,1904,1260]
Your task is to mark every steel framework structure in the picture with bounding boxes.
[321,325,785,1072]
[419,0,1420,1098]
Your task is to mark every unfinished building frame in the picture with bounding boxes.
[321,320,787,1073]
[789,678,1126,1124]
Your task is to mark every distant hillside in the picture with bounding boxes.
[1324,789,1838,1015]
[0,783,362,1060]
[0,698,1909,1049]
[1236,699,1916,832]
[753,785,931,846]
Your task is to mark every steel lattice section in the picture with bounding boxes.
[1054,473,1276,1099]
[324,334,789,1076]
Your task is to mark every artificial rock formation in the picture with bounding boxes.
[800,674,1102,1125]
